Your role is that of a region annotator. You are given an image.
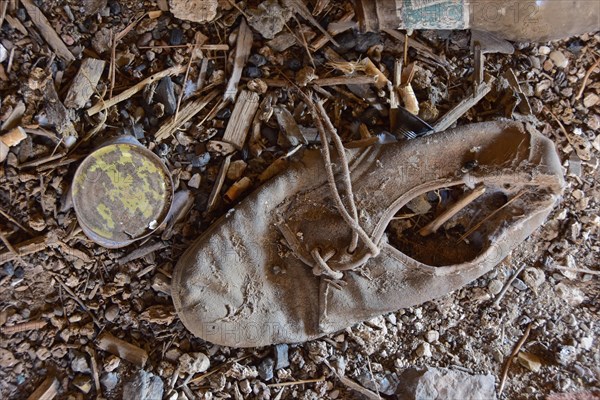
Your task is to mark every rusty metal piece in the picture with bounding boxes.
[72,136,173,248]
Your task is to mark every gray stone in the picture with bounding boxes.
[556,345,577,366]
[156,76,177,116]
[123,370,164,400]
[258,357,274,381]
[71,351,91,374]
[397,367,496,400]
[357,371,400,395]
[101,372,119,392]
[511,278,528,291]
[274,344,289,369]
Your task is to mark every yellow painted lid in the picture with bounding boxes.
[72,143,172,247]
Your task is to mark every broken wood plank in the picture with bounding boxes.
[1,319,47,335]
[207,154,232,213]
[88,65,186,116]
[21,0,75,63]
[26,375,59,400]
[222,90,260,149]
[64,58,106,109]
[155,89,219,141]
[96,332,148,367]
[433,76,495,132]
[43,75,78,144]
[224,18,253,102]
[419,185,487,236]
[0,234,58,265]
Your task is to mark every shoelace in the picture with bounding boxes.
[303,93,381,279]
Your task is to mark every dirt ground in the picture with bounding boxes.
[0,1,598,399]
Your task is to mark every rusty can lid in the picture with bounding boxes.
[72,142,173,248]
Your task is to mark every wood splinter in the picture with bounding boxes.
[26,375,59,400]
[419,185,486,237]
[96,332,148,367]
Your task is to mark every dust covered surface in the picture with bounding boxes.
[0,0,598,399]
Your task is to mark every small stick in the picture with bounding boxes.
[26,375,59,400]
[52,274,101,327]
[419,185,486,236]
[498,323,532,395]
[155,89,219,141]
[548,265,600,276]
[492,262,527,306]
[117,241,166,265]
[0,0,8,30]
[337,375,381,400]
[457,191,526,243]
[96,332,148,367]
[86,348,102,398]
[310,11,355,52]
[267,377,326,388]
[575,56,600,100]
[88,65,186,116]
[207,155,232,212]
[2,319,47,334]
[0,208,32,234]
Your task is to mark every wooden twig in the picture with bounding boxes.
[0,207,34,235]
[224,18,253,102]
[310,11,355,51]
[86,347,102,398]
[117,241,167,265]
[548,265,600,276]
[21,0,75,63]
[267,377,326,388]
[492,263,527,306]
[419,185,486,236]
[207,155,232,213]
[284,0,339,47]
[0,0,8,32]
[26,375,59,400]
[338,375,381,400]
[498,323,532,395]
[155,89,219,141]
[97,332,148,367]
[575,57,600,100]
[457,191,526,243]
[433,76,495,132]
[88,65,186,116]
[1,319,47,335]
[222,90,260,149]
[52,274,101,327]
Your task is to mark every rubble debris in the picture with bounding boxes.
[397,367,496,400]
[123,370,164,400]
[169,0,218,23]
[96,333,148,367]
[64,59,106,109]
[21,0,75,63]
[247,0,293,40]
[518,352,542,372]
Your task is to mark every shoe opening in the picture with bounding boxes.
[385,183,549,267]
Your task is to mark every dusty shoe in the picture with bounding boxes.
[172,119,564,347]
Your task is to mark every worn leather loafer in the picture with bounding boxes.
[172,120,564,347]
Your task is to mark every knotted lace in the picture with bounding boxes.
[302,93,381,280]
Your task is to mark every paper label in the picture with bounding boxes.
[398,0,469,29]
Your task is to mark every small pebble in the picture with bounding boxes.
[257,357,274,381]
[549,50,569,68]
[487,279,503,295]
[425,330,439,343]
[538,46,551,55]
[416,342,432,358]
[511,278,528,291]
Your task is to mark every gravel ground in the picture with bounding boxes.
[0,1,598,399]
